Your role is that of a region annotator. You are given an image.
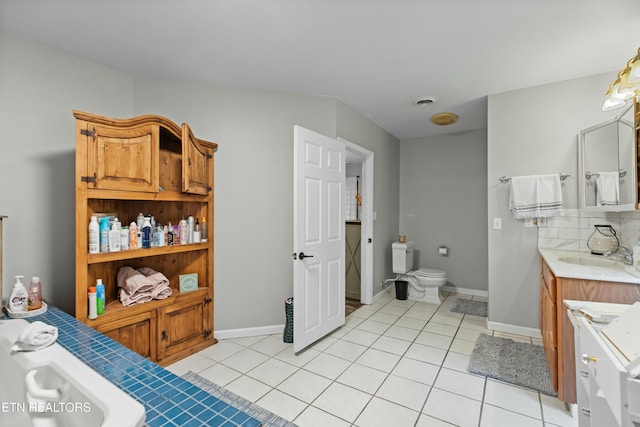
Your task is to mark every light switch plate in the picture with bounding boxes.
[493,217,502,230]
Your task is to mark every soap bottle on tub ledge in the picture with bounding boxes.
[8,275,28,312]
[28,276,43,311]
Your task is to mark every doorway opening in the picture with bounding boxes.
[341,138,374,307]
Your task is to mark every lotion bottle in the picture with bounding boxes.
[88,287,97,320]
[109,222,121,252]
[141,217,152,248]
[96,278,105,315]
[9,275,28,312]
[88,215,99,254]
[28,277,43,311]
[99,216,110,253]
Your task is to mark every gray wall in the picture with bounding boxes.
[0,34,133,314]
[0,34,400,331]
[487,72,625,331]
[399,130,488,292]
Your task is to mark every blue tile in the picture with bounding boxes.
[26,306,261,427]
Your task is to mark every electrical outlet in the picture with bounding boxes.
[493,217,502,230]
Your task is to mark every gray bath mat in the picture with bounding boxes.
[182,371,299,427]
[468,333,556,396]
[450,299,488,317]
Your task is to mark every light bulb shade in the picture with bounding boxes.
[629,60,640,83]
[602,94,627,111]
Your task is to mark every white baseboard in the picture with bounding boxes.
[442,285,488,298]
[215,324,284,340]
[486,320,542,339]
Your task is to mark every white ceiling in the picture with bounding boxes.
[1,0,639,140]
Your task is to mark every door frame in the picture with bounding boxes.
[340,138,374,305]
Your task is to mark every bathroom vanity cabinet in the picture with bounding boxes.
[74,111,217,366]
[540,258,640,403]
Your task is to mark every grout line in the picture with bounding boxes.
[190,291,562,426]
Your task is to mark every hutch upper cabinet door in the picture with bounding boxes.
[80,122,160,193]
[182,123,210,195]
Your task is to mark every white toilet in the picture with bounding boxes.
[392,241,447,305]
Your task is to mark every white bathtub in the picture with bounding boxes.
[0,319,145,427]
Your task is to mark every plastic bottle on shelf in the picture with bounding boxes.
[193,218,201,243]
[187,215,194,243]
[136,213,145,230]
[28,277,43,311]
[88,215,99,254]
[88,287,97,320]
[129,222,138,250]
[96,278,105,315]
[109,222,121,252]
[9,275,28,313]
[178,217,188,244]
[121,226,129,250]
[166,221,174,246]
[152,224,164,247]
[99,216,110,253]
[201,216,207,242]
[142,217,152,249]
[136,213,145,242]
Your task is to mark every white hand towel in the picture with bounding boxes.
[508,174,563,219]
[12,321,58,352]
[596,171,620,206]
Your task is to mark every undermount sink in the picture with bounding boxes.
[557,256,622,268]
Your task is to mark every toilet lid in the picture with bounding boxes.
[415,268,447,278]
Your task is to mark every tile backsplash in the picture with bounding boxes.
[538,209,640,252]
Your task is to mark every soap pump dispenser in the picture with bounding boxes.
[9,275,28,313]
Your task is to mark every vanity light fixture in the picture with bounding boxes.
[602,47,640,111]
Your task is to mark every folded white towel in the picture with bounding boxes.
[596,171,620,206]
[12,321,58,352]
[509,174,564,219]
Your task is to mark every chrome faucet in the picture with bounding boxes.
[604,246,633,265]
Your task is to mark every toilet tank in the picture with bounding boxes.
[392,241,414,274]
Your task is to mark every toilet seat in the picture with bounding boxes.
[415,268,447,278]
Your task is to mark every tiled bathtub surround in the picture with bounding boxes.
[20,307,260,427]
[538,208,640,252]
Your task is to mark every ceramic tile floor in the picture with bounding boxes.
[167,291,578,427]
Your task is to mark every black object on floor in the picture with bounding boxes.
[395,280,408,300]
[283,297,293,343]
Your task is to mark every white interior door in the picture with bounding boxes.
[293,125,345,352]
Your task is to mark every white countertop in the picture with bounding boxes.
[539,248,640,284]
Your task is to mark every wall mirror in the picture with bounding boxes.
[578,103,636,211]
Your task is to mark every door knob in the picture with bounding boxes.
[298,252,314,260]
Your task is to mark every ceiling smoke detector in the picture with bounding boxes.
[430,112,459,126]
[415,97,437,106]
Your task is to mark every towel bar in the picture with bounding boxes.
[499,172,570,184]
[585,169,627,180]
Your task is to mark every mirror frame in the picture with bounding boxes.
[578,102,636,212]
